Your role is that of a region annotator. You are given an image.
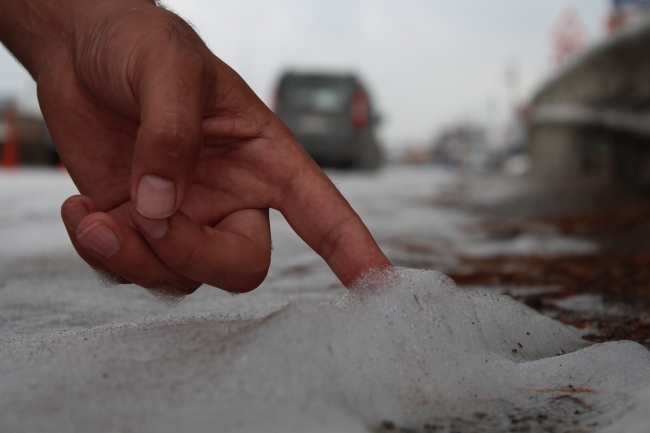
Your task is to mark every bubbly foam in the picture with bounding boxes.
[1,268,649,432]
[91,267,124,288]
[92,267,188,306]
[144,286,187,307]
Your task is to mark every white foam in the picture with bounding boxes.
[1,268,649,432]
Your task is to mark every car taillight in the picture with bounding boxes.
[351,91,369,131]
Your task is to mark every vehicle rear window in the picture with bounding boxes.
[280,78,351,114]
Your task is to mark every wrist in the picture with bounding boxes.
[0,0,156,79]
[0,0,78,77]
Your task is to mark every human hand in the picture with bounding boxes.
[22,0,391,294]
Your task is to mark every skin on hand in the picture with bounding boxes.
[8,0,392,294]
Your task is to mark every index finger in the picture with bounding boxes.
[276,149,391,287]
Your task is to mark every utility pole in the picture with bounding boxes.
[551,7,589,69]
[504,59,519,117]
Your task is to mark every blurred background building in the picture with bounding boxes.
[527,0,650,186]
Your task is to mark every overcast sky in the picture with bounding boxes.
[0,0,610,148]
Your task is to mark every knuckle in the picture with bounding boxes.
[147,121,198,167]
[180,50,206,76]
[162,15,203,50]
[223,252,271,294]
[153,121,194,148]
[317,217,353,262]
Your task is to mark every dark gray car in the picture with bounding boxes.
[274,72,382,169]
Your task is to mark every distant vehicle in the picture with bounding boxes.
[274,71,383,169]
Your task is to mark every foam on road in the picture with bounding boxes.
[1,269,649,432]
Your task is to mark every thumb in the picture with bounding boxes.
[131,51,208,219]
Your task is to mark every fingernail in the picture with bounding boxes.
[135,175,176,219]
[131,210,170,240]
[62,200,89,229]
[78,222,120,258]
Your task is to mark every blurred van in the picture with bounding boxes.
[274,71,382,169]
